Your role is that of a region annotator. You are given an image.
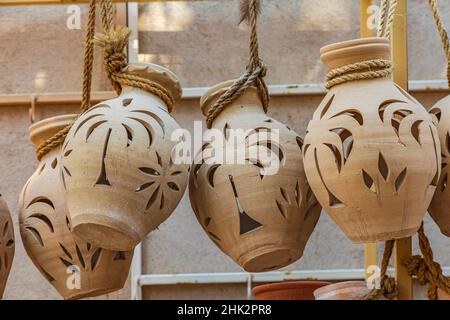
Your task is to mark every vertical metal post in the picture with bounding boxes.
[391,0,413,300]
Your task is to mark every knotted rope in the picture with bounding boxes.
[325,0,397,89]
[35,0,174,160]
[362,240,398,300]
[429,0,450,88]
[205,0,269,129]
[403,223,450,300]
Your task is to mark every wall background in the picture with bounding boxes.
[0,0,449,300]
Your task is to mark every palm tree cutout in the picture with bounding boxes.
[135,151,183,212]
[228,175,263,235]
[62,98,166,188]
[0,219,14,274]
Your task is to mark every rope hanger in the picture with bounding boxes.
[35,0,174,160]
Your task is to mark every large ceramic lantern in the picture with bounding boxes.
[0,196,14,298]
[60,63,189,251]
[19,115,133,299]
[428,99,450,236]
[303,37,440,243]
[189,81,321,272]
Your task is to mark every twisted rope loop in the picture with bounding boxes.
[325,59,392,89]
[324,0,398,90]
[403,224,450,300]
[35,0,174,160]
[205,0,269,129]
[428,0,450,88]
[362,240,397,300]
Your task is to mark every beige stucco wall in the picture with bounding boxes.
[0,0,448,300]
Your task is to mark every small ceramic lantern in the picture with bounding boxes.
[19,115,133,300]
[60,63,189,251]
[428,99,450,237]
[0,196,14,299]
[189,80,321,272]
[304,37,440,243]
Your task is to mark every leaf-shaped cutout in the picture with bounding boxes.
[275,200,287,218]
[86,242,91,251]
[51,158,57,169]
[155,151,162,167]
[95,128,112,186]
[26,197,55,210]
[395,168,407,192]
[6,239,14,247]
[73,113,105,137]
[295,181,301,206]
[411,120,423,145]
[324,143,342,172]
[446,132,450,155]
[264,119,273,123]
[135,182,154,192]
[86,120,108,141]
[59,257,73,268]
[206,164,221,188]
[314,148,344,207]
[167,181,180,191]
[114,251,126,261]
[430,108,442,123]
[122,98,133,106]
[159,192,165,210]
[320,94,335,119]
[441,172,448,192]
[280,188,290,203]
[296,137,304,150]
[59,243,73,260]
[38,163,46,175]
[246,158,265,179]
[2,220,8,237]
[66,216,71,230]
[76,244,86,269]
[91,248,102,270]
[208,231,221,242]
[63,166,71,177]
[122,123,134,147]
[362,170,377,194]
[430,125,440,187]
[146,186,160,210]
[224,123,230,141]
[378,153,389,181]
[130,110,165,136]
[378,100,407,121]
[64,149,72,157]
[171,171,182,176]
[331,109,363,125]
[304,200,319,221]
[391,118,400,137]
[303,144,310,155]
[139,167,160,176]
[204,217,211,227]
[127,117,153,147]
[29,213,54,233]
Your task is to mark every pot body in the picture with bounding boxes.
[314,281,371,300]
[304,38,440,243]
[60,64,189,251]
[19,115,133,300]
[0,197,14,298]
[428,96,450,237]
[253,281,331,300]
[189,82,321,272]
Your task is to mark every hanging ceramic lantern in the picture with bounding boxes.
[0,196,14,299]
[303,37,441,243]
[60,63,189,251]
[19,115,133,299]
[189,81,321,272]
[428,100,450,237]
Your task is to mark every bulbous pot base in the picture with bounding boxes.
[71,214,140,251]
[239,246,301,273]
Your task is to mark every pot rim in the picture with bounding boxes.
[29,114,77,147]
[320,37,391,70]
[252,280,331,295]
[313,281,367,297]
[123,62,182,103]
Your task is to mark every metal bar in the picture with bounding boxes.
[0,80,446,108]
[391,0,413,300]
[138,267,450,287]
[131,243,143,300]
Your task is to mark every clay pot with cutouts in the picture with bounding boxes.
[0,196,14,298]
[428,100,450,237]
[189,81,321,272]
[60,63,189,251]
[19,115,133,300]
[303,37,440,243]
[253,281,331,300]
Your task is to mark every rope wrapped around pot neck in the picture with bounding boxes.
[324,0,397,90]
[362,240,398,300]
[205,0,269,129]
[35,0,174,160]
